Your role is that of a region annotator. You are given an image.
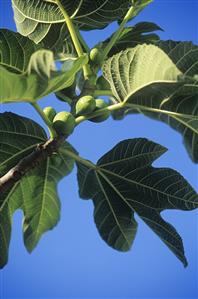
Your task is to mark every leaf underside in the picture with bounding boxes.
[12,0,137,31]
[103,42,198,162]
[11,0,131,54]
[77,138,198,267]
[11,0,153,54]
[0,29,88,103]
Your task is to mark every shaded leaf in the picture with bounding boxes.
[158,41,198,76]
[77,138,198,266]
[0,29,40,72]
[137,208,188,266]
[151,41,198,162]
[139,41,198,162]
[103,22,162,57]
[0,113,75,268]
[77,162,138,251]
[146,94,198,162]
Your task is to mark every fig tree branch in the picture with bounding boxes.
[0,137,64,195]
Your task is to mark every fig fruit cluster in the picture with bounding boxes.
[43,95,110,136]
[75,96,110,122]
[43,107,75,136]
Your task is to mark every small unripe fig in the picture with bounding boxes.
[75,95,96,116]
[90,99,110,123]
[89,48,103,65]
[43,106,56,122]
[194,74,198,81]
[53,111,75,136]
[96,76,110,90]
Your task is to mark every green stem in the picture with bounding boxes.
[124,103,198,119]
[55,0,92,80]
[75,102,124,125]
[75,98,197,128]
[31,103,57,138]
[102,6,135,59]
[75,25,90,53]
[63,149,96,169]
[93,90,113,97]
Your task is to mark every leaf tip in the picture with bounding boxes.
[0,261,7,270]
[183,257,188,268]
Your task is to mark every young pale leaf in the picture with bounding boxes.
[0,29,41,72]
[103,43,198,162]
[103,44,182,104]
[0,113,76,268]
[0,30,88,103]
[77,139,198,266]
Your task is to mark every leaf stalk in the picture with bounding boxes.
[63,149,96,168]
[55,0,92,80]
[31,103,57,138]
[75,102,124,125]
[102,6,135,59]
[93,90,114,97]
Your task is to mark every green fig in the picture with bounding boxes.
[53,111,75,136]
[90,99,110,123]
[43,106,56,122]
[89,48,103,65]
[75,95,96,116]
[193,74,198,81]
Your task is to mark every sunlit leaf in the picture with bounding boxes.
[11,0,153,55]
[0,29,88,103]
[103,43,198,161]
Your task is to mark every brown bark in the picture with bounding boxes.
[0,137,64,195]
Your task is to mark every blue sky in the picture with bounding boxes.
[0,1,198,298]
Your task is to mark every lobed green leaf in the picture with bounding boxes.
[0,113,76,268]
[77,138,198,266]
